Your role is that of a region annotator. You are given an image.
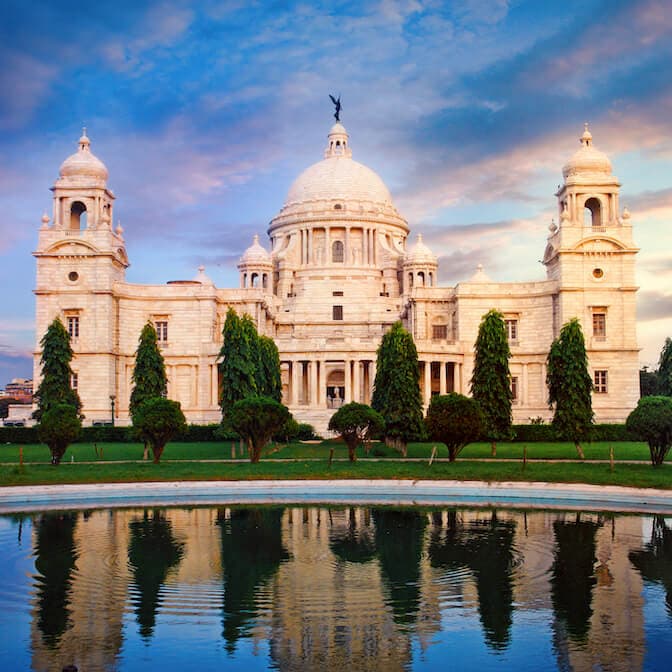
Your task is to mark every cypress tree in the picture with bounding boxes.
[657,337,672,396]
[130,322,167,419]
[218,308,258,418]
[258,335,282,401]
[470,309,513,456]
[546,318,593,458]
[371,321,424,456]
[34,317,81,421]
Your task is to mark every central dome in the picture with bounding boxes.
[285,156,394,207]
[269,120,408,236]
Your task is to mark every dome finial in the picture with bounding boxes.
[79,126,90,151]
[581,122,592,146]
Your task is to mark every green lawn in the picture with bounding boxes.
[1,458,670,489]
[0,439,669,489]
[0,439,656,464]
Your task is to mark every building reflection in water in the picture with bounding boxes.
[18,506,667,671]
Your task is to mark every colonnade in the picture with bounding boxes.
[297,225,378,266]
[282,357,464,409]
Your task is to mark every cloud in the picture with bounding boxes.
[637,290,672,321]
[0,51,58,130]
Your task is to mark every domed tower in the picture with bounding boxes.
[403,234,438,294]
[238,234,273,292]
[542,125,639,415]
[34,130,129,421]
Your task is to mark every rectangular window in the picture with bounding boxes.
[67,316,79,340]
[594,370,608,393]
[505,318,518,342]
[332,291,344,297]
[332,305,343,321]
[71,372,78,390]
[155,321,168,343]
[432,324,448,340]
[593,312,606,341]
[511,376,519,402]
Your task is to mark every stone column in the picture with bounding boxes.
[424,360,432,406]
[291,361,300,406]
[211,364,218,406]
[439,360,447,395]
[308,229,313,265]
[310,360,318,406]
[345,227,351,265]
[522,363,529,405]
[325,226,331,265]
[369,360,376,401]
[453,362,460,394]
[352,359,360,403]
[344,360,352,403]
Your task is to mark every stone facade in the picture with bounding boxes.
[34,123,639,432]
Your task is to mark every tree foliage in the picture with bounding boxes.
[546,318,593,457]
[218,309,282,419]
[33,318,81,420]
[133,397,186,464]
[425,393,484,462]
[37,403,82,464]
[470,309,513,451]
[657,337,672,397]
[626,396,672,466]
[371,321,424,455]
[228,396,290,463]
[328,402,385,462]
[257,335,282,401]
[130,322,167,420]
[640,366,661,397]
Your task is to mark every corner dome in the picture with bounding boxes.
[59,129,109,183]
[404,234,437,265]
[562,124,612,179]
[240,235,272,265]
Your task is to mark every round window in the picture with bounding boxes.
[68,271,79,282]
[592,268,604,279]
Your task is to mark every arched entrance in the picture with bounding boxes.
[327,370,345,408]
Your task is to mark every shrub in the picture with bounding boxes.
[426,393,484,462]
[626,396,672,466]
[229,396,290,463]
[328,403,385,462]
[37,404,82,464]
[133,398,187,464]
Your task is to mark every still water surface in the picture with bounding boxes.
[0,505,670,671]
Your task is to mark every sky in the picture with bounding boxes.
[1,0,671,385]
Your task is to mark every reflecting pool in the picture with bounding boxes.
[0,505,670,671]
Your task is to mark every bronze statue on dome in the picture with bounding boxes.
[329,94,342,122]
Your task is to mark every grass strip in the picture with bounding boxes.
[1,459,670,489]
[0,440,657,464]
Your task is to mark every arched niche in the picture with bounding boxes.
[332,240,344,263]
[70,201,87,230]
[583,197,603,228]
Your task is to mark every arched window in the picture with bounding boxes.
[408,273,413,288]
[418,271,425,287]
[251,273,259,288]
[70,201,87,230]
[428,272,434,287]
[332,240,344,263]
[262,273,268,289]
[584,197,602,228]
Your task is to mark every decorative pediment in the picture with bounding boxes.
[573,236,627,252]
[45,239,99,255]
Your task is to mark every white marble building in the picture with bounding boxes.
[34,121,639,432]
